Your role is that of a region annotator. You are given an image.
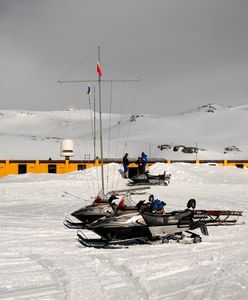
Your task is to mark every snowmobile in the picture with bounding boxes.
[63,192,117,229]
[128,171,171,186]
[77,195,149,248]
[139,199,243,243]
[63,187,151,229]
[77,198,243,248]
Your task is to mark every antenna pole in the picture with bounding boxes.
[93,86,96,159]
[195,142,198,161]
[58,79,141,83]
[98,46,104,193]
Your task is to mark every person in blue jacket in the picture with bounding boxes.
[148,194,166,214]
[141,152,148,174]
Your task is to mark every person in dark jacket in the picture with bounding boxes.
[141,152,148,174]
[122,153,129,178]
[135,156,143,174]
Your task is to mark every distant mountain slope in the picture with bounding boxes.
[0,104,247,160]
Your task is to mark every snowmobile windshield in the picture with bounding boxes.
[120,193,136,207]
[116,192,137,210]
[93,189,109,204]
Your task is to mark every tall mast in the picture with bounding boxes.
[98,46,104,193]
[93,86,96,159]
[58,48,141,196]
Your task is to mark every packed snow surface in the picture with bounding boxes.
[0,163,248,299]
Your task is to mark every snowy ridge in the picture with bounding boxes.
[180,103,229,114]
[0,104,248,160]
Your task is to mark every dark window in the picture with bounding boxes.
[78,164,86,171]
[48,164,57,173]
[236,164,244,169]
[18,164,27,174]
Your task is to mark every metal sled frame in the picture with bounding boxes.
[193,210,243,226]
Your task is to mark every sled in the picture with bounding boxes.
[193,210,243,225]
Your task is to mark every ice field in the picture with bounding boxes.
[0,163,248,299]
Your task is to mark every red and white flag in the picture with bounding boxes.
[96,62,103,77]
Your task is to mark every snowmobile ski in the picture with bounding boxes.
[77,230,149,248]
[127,181,168,186]
[63,217,86,229]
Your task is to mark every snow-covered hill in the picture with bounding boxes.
[0,103,248,160]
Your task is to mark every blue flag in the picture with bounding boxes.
[87,85,91,95]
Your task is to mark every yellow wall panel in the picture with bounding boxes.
[0,159,246,178]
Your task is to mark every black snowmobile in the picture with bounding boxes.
[128,171,171,186]
[77,198,149,248]
[63,191,118,229]
[64,187,151,229]
[77,198,243,248]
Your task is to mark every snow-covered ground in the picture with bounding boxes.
[0,163,247,299]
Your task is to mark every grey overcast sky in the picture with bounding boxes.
[1,0,248,115]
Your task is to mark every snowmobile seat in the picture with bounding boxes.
[142,209,193,226]
[169,210,187,216]
[116,205,138,212]
[169,209,193,220]
[123,205,138,211]
[131,174,148,182]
